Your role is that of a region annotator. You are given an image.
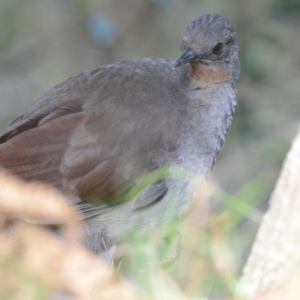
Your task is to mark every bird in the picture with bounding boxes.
[0,14,239,263]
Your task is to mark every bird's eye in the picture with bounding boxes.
[212,42,223,54]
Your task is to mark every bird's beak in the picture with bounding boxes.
[175,49,195,68]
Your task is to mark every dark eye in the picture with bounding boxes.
[212,42,223,54]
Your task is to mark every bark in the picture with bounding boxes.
[241,125,300,298]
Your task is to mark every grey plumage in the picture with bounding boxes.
[0,14,239,261]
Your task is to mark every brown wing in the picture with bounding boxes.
[0,113,77,185]
[0,104,167,211]
[0,113,115,199]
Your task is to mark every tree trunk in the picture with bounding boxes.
[241,125,300,298]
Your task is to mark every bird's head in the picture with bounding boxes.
[175,14,239,84]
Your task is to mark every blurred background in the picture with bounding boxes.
[0,0,299,298]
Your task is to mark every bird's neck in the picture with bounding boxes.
[188,63,232,87]
[177,83,237,176]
